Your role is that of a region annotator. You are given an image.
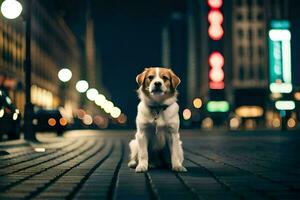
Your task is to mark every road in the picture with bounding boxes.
[0,130,300,200]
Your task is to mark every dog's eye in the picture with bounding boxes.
[162,76,169,81]
[148,76,154,80]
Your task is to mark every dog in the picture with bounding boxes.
[128,67,187,172]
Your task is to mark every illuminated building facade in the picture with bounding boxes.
[0,1,83,114]
[184,0,295,129]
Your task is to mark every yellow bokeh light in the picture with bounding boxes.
[272,118,281,128]
[193,98,202,109]
[294,92,300,101]
[182,109,191,120]
[230,117,239,129]
[287,118,296,128]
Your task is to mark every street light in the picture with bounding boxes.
[110,107,121,118]
[1,0,36,140]
[76,80,89,93]
[1,0,22,19]
[86,88,98,101]
[58,68,72,82]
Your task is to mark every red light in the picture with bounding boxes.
[208,24,224,40]
[209,52,224,68]
[210,81,224,89]
[208,10,223,24]
[207,0,224,90]
[208,0,223,9]
[209,68,224,82]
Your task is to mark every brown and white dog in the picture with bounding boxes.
[128,67,186,172]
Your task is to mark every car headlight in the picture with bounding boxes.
[13,112,18,120]
[0,108,4,118]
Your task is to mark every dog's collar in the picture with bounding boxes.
[148,104,169,111]
[147,104,169,120]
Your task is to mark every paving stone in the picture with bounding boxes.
[0,130,300,199]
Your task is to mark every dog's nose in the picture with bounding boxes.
[154,82,162,87]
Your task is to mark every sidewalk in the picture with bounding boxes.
[0,130,300,199]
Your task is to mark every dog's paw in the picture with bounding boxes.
[172,165,187,172]
[135,163,148,172]
[128,160,137,168]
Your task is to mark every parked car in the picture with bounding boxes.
[33,109,67,136]
[0,89,21,140]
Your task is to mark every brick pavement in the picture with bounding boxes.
[0,130,300,200]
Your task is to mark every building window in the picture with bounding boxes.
[249,45,253,57]
[249,66,254,79]
[258,65,264,80]
[237,29,244,39]
[258,46,264,56]
[257,12,264,20]
[247,11,252,21]
[239,66,244,80]
[256,0,263,7]
[247,0,252,7]
[236,13,243,21]
[238,46,244,57]
[257,29,263,38]
[236,0,242,7]
[248,29,253,40]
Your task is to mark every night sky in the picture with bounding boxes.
[42,0,187,127]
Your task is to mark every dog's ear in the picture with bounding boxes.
[136,68,149,86]
[169,69,181,89]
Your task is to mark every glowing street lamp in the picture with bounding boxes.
[110,107,121,118]
[95,94,106,106]
[1,0,36,140]
[86,88,98,101]
[1,0,22,19]
[76,80,89,93]
[58,68,72,82]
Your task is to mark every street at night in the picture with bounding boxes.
[1,130,300,200]
[1,0,300,199]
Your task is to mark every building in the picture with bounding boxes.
[0,1,83,115]
[184,0,294,129]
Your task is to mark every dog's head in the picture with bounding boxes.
[136,67,180,102]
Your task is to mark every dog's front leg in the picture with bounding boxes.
[168,133,187,172]
[135,132,148,172]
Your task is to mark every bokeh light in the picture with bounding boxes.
[110,107,121,118]
[182,108,192,120]
[202,117,213,129]
[209,51,224,68]
[59,118,67,126]
[230,117,240,129]
[95,94,106,107]
[48,118,56,126]
[103,101,114,113]
[287,118,296,128]
[86,88,98,101]
[76,80,89,93]
[208,24,224,40]
[193,98,202,109]
[117,114,127,124]
[1,0,23,19]
[58,68,72,82]
[208,10,223,24]
[209,68,224,82]
[207,0,223,9]
[83,114,93,125]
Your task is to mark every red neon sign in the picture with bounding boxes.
[209,51,224,89]
[208,0,223,9]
